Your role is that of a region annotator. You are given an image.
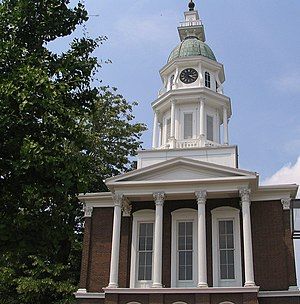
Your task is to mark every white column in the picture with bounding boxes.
[170,100,176,148]
[152,192,165,288]
[152,111,158,148]
[223,106,229,145]
[239,188,256,287]
[195,190,208,288]
[108,193,123,288]
[199,100,205,146]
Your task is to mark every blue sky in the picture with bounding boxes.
[57,0,300,182]
[52,0,300,282]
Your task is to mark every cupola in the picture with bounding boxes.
[151,1,232,152]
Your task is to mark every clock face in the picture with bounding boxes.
[180,68,198,84]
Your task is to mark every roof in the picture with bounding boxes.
[168,37,216,63]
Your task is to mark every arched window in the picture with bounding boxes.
[130,210,155,288]
[211,207,242,288]
[171,209,198,288]
[205,71,211,88]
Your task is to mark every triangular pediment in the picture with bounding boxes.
[106,157,257,185]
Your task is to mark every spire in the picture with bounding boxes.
[189,0,195,11]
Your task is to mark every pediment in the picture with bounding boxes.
[106,157,257,185]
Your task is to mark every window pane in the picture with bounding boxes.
[177,221,193,282]
[186,236,193,250]
[186,251,192,266]
[179,266,185,280]
[186,265,193,280]
[179,251,185,266]
[228,250,234,264]
[226,221,233,234]
[184,113,193,139]
[228,264,235,279]
[220,265,227,279]
[139,237,145,251]
[219,235,226,249]
[186,222,193,235]
[205,72,211,88]
[146,237,153,250]
[220,250,227,265]
[140,223,147,236]
[138,223,153,281]
[207,115,214,141]
[178,236,185,250]
[179,222,185,236]
[227,235,234,249]
[218,220,235,281]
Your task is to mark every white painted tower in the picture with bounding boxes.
[137,1,237,169]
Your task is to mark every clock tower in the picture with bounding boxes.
[138,0,234,169]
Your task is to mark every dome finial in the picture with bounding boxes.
[189,0,195,11]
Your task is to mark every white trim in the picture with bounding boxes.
[103,287,259,294]
[171,208,198,288]
[211,207,242,287]
[74,291,105,299]
[258,290,300,297]
[130,210,155,288]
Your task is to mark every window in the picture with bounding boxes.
[219,220,235,280]
[205,72,211,88]
[166,118,171,142]
[178,222,193,281]
[137,223,153,281]
[184,113,193,139]
[171,209,197,287]
[170,75,175,90]
[130,210,155,288]
[211,207,242,287]
[207,115,214,141]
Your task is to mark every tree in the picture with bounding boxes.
[0,0,146,303]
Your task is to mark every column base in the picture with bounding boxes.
[77,288,87,293]
[107,283,118,288]
[244,282,256,287]
[198,282,208,288]
[289,286,299,291]
[152,283,163,288]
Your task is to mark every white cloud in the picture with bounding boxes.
[263,156,300,198]
[274,72,300,93]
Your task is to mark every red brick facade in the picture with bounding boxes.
[77,199,298,303]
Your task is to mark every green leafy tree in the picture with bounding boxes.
[0,0,146,303]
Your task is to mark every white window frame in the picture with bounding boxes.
[171,208,198,288]
[130,210,155,288]
[179,108,197,141]
[211,207,242,287]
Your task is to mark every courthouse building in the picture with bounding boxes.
[75,2,300,303]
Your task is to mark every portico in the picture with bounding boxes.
[105,158,258,290]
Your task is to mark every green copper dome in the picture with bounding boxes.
[168,37,216,63]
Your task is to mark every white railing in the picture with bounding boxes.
[157,139,224,150]
[179,20,202,27]
[176,139,201,149]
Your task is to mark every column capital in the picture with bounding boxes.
[195,190,207,205]
[239,187,251,204]
[153,192,165,206]
[83,204,93,218]
[281,197,291,210]
[122,199,132,217]
[112,193,123,207]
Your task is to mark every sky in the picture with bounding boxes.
[52,0,300,283]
